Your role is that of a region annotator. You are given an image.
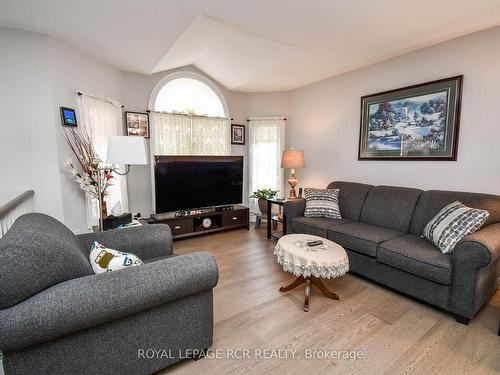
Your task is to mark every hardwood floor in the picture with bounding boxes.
[160,227,500,375]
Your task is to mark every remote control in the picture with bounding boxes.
[307,240,323,246]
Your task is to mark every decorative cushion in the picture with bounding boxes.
[422,201,489,254]
[89,242,143,273]
[304,188,341,219]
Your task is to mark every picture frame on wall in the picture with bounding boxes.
[358,75,463,160]
[231,124,245,145]
[126,111,149,138]
[60,107,77,127]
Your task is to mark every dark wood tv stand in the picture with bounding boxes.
[150,205,249,239]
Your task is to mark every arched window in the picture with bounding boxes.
[149,72,231,157]
[149,71,228,117]
[154,78,225,117]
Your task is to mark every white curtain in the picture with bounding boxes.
[248,117,285,213]
[151,112,231,156]
[80,94,128,228]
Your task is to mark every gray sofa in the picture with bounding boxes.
[284,181,500,323]
[0,213,218,375]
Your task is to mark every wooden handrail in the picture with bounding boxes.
[0,190,34,219]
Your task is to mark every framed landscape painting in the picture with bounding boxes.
[358,75,463,160]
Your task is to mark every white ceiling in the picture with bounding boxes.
[1,0,500,92]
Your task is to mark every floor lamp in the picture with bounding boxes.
[97,136,148,231]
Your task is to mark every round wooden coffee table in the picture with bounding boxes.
[274,234,349,312]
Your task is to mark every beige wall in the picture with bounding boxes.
[289,26,500,194]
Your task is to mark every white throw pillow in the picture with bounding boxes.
[89,241,143,274]
[422,201,489,254]
[304,188,342,219]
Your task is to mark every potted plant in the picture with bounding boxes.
[250,188,279,215]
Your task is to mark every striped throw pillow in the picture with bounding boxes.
[422,201,489,254]
[304,188,341,219]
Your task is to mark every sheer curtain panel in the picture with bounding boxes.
[80,94,128,228]
[248,117,286,213]
[150,112,192,155]
[150,112,231,156]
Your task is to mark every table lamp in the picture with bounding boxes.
[96,136,148,230]
[106,136,148,170]
[281,149,305,199]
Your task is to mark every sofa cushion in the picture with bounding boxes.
[360,186,422,232]
[377,235,452,284]
[0,213,93,309]
[327,181,373,221]
[327,222,403,257]
[292,217,352,237]
[409,190,500,235]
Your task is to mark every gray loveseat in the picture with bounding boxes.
[0,213,218,375]
[284,181,500,324]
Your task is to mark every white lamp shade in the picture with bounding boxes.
[106,136,148,165]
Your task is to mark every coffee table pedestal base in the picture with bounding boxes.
[279,276,339,312]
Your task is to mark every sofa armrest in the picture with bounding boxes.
[457,222,500,266]
[450,223,500,318]
[283,199,306,233]
[77,223,173,260]
[0,252,218,351]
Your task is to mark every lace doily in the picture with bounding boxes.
[274,235,349,279]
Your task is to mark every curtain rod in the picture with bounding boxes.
[147,109,233,121]
[247,117,286,121]
[77,91,124,108]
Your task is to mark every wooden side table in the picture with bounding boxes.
[267,198,288,239]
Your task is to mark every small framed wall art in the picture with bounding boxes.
[358,75,463,161]
[60,107,77,127]
[231,124,245,145]
[126,111,150,138]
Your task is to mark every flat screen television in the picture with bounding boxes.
[154,155,244,213]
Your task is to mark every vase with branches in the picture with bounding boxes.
[64,128,113,219]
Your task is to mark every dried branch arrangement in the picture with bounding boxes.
[64,128,113,199]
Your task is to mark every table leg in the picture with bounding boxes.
[311,277,339,300]
[279,276,305,292]
[279,276,339,312]
[267,200,272,239]
[304,278,311,312]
